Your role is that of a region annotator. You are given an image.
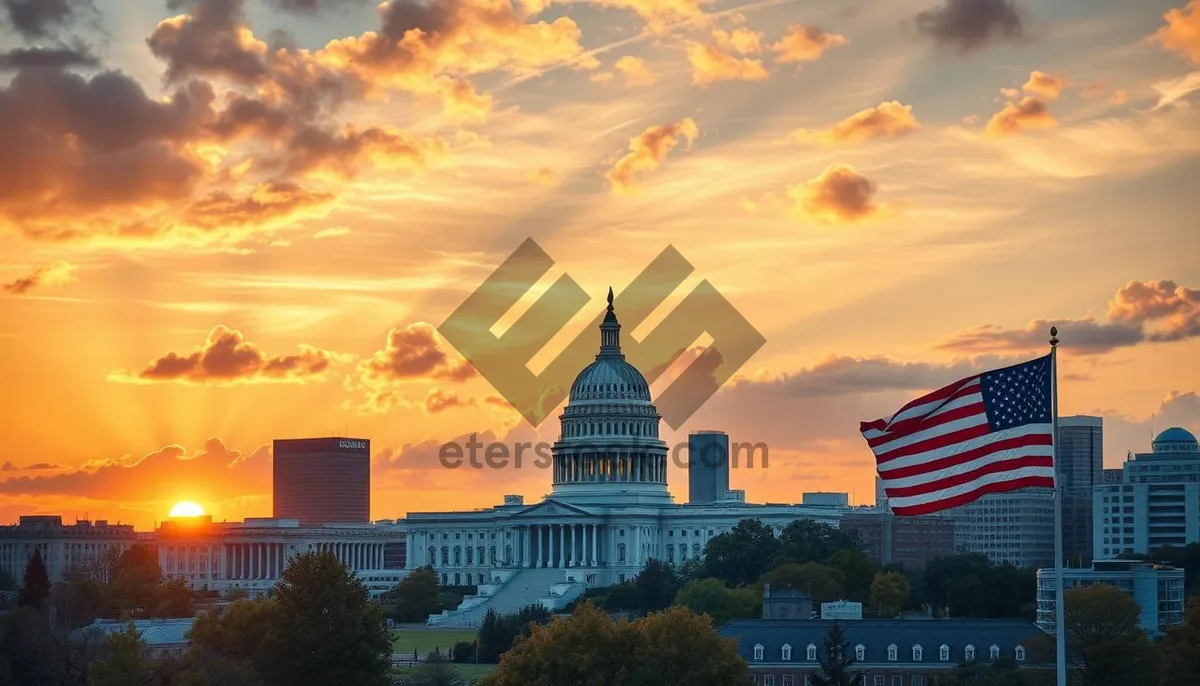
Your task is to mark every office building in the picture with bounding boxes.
[687,431,730,505]
[1036,560,1186,636]
[947,490,1055,568]
[840,511,956,569]
[801,492,849,508]
[0,516,137,584]
[1059,416,1103,564]
[273,437,371,525]
[1093,427,1200,559]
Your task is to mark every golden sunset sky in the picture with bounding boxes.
[1,0,1198,530]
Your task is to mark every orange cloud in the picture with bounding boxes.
[359,322,477,385]
[614,55,655,86]
[984,96,1056,137]
[793,101,920,144]
[1022,70,1068,100]
[788,164,880,224]
[687,29,769,86]
[770,24,847,66]
[109,326,348,385]
[424,388,475,414]
[605,118,699,194]
[279,125,448,179]
[527,166,561,185]
[1152,0,1200,64]
[2,262,77,295]
[1108,279,1200,340]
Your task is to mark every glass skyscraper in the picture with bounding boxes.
[1059,415,1103,563]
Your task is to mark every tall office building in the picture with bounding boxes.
[273,438,371,525]
[1059,415,1103,563]
[687,431,730,505]
[947,490,1056,568]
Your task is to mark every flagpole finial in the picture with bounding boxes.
[1049,326,1059,348]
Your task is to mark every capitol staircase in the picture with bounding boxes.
[426,568,585,628]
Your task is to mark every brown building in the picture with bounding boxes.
[273,437,371,525]
[840,511,956,569]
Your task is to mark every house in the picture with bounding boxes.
[71,618,195,660]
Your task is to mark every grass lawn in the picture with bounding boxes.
[390,628,479,655]
[392,663,496,681]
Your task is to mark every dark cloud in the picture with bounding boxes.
[24,463,61,470]
[914,0,1026,55]
[148,0,269,85]
[0,438,271,502]
[424,388,475,414]
[359,323,477,385]
[0,46,98,70]
[3,261,76,295]
[108,325,348,385]
[736,355,1011,398]
[279,125,448,179]
[263,0,369,15]
[1,0,98,40]
[1,462,14,472]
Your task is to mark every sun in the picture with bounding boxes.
[168,501,205,518]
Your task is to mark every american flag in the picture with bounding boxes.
[860,354,1056,516]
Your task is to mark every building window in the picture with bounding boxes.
[892,676,902,686]
[873,677,884,686]
[753,644,764,661]
[965,645,975,662]
[781,644,792,661]
[783,677,793,686]
[807,644,817,661]
[855,645,865,662]
[764,676,775,686]
[939,645,949,661]
[1015,646,1026,663]
[989,645,1000,661]
[913,645,922,662]
[887,644,898,661]
[910,677,924,686]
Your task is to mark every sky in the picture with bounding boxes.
[0,0,1198,530]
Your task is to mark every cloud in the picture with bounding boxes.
[1151,71,1200,110]
[275,125,448,179]
[605,118,699,194]
[786,164,881,223]
[791,101,920,144]
[313,225,350,239]
[735,355,1011,398]
[424,387,474,414]
[914,0,1025,55]
[938,280,1200,355]
[262,0,369,14]
[687,29,769,86]
[527,166,561,185]
[1151,0,1200,65]
[359,322,477,385]
[0,463,12,472]
[0,46,98,69]
[109,325,348,385]
[0,0,98,40]
[770,24,847,66]
[984,96,1055,137]
[0,438,271,503]
[1021,70,1067,100]
[614,55,655,86]
[1095,391,1200,465]
[588,0,712,33]
[3,261,77,295]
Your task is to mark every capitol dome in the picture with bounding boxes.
[550,288,671,506]
[1151,427,1199,454]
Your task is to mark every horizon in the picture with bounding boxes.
[1,0,1199,530]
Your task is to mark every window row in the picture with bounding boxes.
[751,643,1025,664]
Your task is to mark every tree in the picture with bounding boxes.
[1046,583,1159,686]
[868,572,910,618]
[382,566,442,623]
[478,602,748,686]
[88,623,152,686]
[185,596,276,677]
[826,549,880,603]
[400,652,461,686]
[777,520,861,567]
[0,568,15,592]
[1159,596,1200,686]
[259,551,392,686]
[811,622,863,686]
[674,578,759,626]
[760,563,844,604]
[18,548,50,610]
[110,544,162,616]
[477,604,552,663]
[634,559,679,614]
[703,518,781,587]
[451,639,476,663]
[159,577,195,618]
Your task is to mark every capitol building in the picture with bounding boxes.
[401,292,841,626]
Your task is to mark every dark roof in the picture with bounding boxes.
[718,619,1043,666]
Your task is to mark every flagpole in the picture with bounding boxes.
[1050,326,1067,686]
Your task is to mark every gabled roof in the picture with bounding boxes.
[508,498,594,518]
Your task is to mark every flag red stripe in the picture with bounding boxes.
[878,433,1054,480]
[887,375,979,420]
[866,401,986,449]
[890,475,1056,516]
[875,423,992,465]
[884,455,1054,498]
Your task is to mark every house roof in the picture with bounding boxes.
[71,618,195,647]
[717,618,1043,666]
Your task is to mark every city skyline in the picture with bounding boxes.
[1,0,1199,529]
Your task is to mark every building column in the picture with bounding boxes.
[558,525,565,568]
[591,524,598,565]
[535,527,542,568]
[523,527,531,568]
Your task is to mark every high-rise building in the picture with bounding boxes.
[840,511,956,569]
[687,431,730,505]
[1059,415,1103,563]
[1093,427,1200,559]
[1036,560,1186,636]
[947,490,1056,568]
[273,437,371,525]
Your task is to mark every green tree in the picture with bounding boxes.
[629,605,749,685]
[634,559,679,614]
[811,622,863,686]
[110,544,162,616]
[760,563,845,604]
[826,549,880,603]
[400,652,461,686]
[88,623,152,686]
[185,596,276,676]
[868,571,911,618]
[703,518,781,587]
[18,548,50,610]
[382,566,442,623]
[674,578,759,626]
[777,520,862,566]
[1159,596,1200,686]
[260,551,392,686]
[478,604,552,663]
[159,577,195,618]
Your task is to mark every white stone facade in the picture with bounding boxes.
[0,516,137,584]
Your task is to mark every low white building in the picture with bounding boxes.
[1035,560,1186,636]
[0,516,137,584]
[400,298,842,626]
